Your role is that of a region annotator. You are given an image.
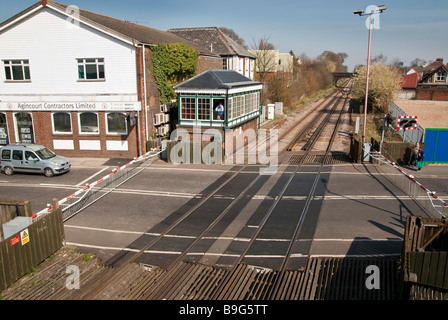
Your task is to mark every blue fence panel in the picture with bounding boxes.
[435,130,448,163]
[424,129,448,163]
[424,130,437,162]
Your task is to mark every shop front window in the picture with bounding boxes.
[14,112,34,143]
[79,112,99,134]
[106,112,127,135]
[52,112,72,134]
[0,113,8,145]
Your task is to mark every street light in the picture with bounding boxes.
[354,5,387,144]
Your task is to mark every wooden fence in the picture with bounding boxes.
[0,208,64,292]
[400,216,448,300]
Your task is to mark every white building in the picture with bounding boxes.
[0,0,220,158]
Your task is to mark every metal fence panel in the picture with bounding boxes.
[389,101,425,144]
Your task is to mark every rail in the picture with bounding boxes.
[78,82,353,300]
[212,93,349,300]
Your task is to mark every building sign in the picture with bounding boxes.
[0,101,141,112]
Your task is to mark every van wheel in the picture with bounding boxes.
[4,166,14,176]
[44,168,54,177]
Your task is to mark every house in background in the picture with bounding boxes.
[398,72,419,99]
[168,27,256,80]
[0,0,222,158]
[248,49,295,82]
[411,58,448,101]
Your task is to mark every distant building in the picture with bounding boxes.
[0,0,221,158]
[398,72,419,99]
[403,58,448,101]
[168,27,256,80]
[248,50,295,82]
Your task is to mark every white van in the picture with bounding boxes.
[0,143,70,177]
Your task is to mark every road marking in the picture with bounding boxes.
[76,166,110,187]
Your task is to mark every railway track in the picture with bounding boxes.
[0,82,356,301]
[76,83,354,300]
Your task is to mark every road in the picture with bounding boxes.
[2,156,445,270]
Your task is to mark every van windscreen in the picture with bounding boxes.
[36,147,56,160]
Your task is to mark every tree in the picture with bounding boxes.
[151,43,199,104]
[219,27,248,49]
[352,63,403,114]
[249,35,278,83]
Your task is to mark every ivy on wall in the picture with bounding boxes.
[151,43,199,104]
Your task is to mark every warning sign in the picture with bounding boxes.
[20,229,30,245]
[10,235,20,246]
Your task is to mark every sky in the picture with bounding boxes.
[1,0,448,71]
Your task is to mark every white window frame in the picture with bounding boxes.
[106,112,128,135]
[3,59,31,82]
[13,112,35,143]
[77,58,105,81]
[0,112,9,145]
[436,71,446,82]
[51,112,73,134]
[78,112,100,135]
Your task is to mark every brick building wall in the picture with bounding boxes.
[2,111,140,158]
[416,86,448,101]
[197,55,224,75]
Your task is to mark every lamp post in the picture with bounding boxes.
[354,5,386,143]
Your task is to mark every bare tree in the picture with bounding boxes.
[219,27,248,49]
[249,35,278,83]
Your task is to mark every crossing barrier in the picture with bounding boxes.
[370,149,448,217]
[32,147,163,222]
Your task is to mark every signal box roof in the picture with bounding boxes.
[174,70,262,94]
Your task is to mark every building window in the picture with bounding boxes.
[106,112,127,135]
[197,98,211,120]
[180,97,196,120]
[213,99,225,121]
[14,112,34,143]
[52,112,72,134]
[228,98,234,120]
[77,58,105,80]
[79,112,99,134]
[436,71,446,82]
[3,60,31,81]
[0,113,8,145]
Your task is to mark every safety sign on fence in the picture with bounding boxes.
[397,116,418,131]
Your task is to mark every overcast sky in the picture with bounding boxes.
[2,0,447,71]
